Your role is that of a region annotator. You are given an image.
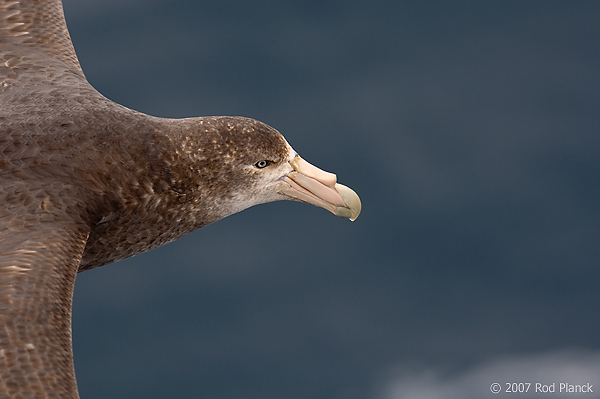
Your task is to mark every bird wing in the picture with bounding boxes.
[0,0,106,119]
[0,3,97,397]
[0,209,89,397]
[0,0,83,77]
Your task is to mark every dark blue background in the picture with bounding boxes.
[63,1,600,398]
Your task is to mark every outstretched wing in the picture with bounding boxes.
[0,214,89,398]
[0,0,106,120]
[0,3,94,397]
[0,0,83,77]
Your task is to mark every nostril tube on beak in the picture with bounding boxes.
[290,156,337,188]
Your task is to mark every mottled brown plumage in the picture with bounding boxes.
[0,1,360,398]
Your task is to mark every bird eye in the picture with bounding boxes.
[255,160,270,169]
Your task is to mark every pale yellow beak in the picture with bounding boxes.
[281,156,361,221]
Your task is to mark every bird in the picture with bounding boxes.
[0,0,361,397]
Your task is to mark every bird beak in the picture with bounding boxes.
[280,156,361,221]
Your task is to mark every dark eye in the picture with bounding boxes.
[255,160,271,169]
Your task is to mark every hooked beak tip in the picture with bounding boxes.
[334,183,361,221]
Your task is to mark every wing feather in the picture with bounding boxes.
[0,0,83,76]
[0,219,89,398]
